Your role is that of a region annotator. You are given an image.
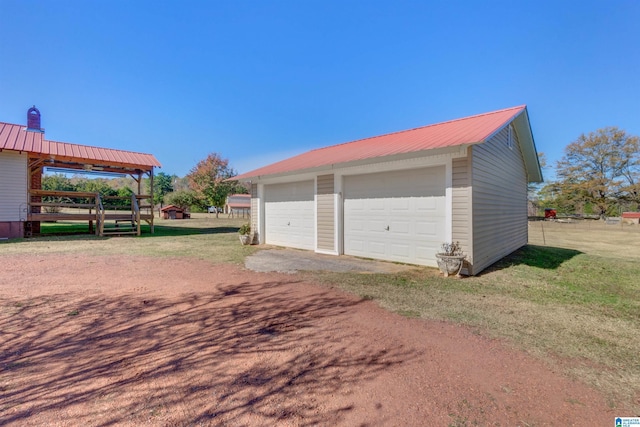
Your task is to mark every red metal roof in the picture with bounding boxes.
[235,105,526,180]
[0,121,161,169]
[622,212,640,218]
[226,194,251,209]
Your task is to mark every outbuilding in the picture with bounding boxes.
[0,106,161,239]
[622,212,640,225]
[234,105,542,275]
[225,194,251,218]
[160,205,189,220]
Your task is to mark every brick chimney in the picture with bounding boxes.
[26,105,43,132]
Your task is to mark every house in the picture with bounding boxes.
[160,205,189,220]
[225,194,251,218]
[0,106,161,239]
[234,105,543,275]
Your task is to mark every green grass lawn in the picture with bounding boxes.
[2,217,639,411]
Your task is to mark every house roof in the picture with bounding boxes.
[235,105,542,183]
[622,212,640,219]
[0,121,161,171]
[226,194,251,209]
[160,204,184,212]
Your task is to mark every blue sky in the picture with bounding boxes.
[1,1,638,180]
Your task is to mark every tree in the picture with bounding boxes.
[554,127,640,218]
[164,189,199,210]
[147,172,175,207]
[42,174,76,213]
[186,153,243,217]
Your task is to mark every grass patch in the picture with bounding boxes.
[1,214,257,265]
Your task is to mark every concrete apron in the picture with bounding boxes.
[245,248,417,274]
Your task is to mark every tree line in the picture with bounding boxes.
[42,152,247,214]
[535,127,640,218]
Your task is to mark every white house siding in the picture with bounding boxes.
[316,174,335,252]
[470,126,528,274]
[0,151,27,238]
[451,156,472,271]
[0,151,27,221]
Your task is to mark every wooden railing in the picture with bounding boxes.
[27,190,154,236]
[132,194,141,236]
[97,194,105,236]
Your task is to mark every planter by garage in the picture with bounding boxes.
[239,234,252,245]
[435,254,465,277]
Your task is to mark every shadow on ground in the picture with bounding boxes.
[0,280,416,426]
[480,244,583,275]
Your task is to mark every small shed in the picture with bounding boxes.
[225,194,251,218]
[622,212,640,225]
[160,205,189,220]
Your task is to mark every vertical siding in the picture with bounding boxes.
[316,174,335,251]
[0,151,28,221]
[250,183,258,241]
[471,125,528,274]
[451,156,472,265]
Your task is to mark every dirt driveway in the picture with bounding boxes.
[0,253,613,426]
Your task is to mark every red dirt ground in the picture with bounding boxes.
[0,254,614,426]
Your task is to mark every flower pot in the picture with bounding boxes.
[239,234,252,245]
[435,254,465,277]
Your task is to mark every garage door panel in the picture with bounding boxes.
[344,166,446,266]
[389,220,410,234]
[265,181,314,250]
[391,244,410,257]
[369,241,385,254]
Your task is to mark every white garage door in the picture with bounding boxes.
[265,181,315,250]
[344,166,446,266]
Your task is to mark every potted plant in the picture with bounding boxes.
[435,241,465,277]
[238,223,252,245]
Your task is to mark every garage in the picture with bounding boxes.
[343,166,446,266]
[264,180,315,250]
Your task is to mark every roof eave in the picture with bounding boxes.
[236,145,466,182]
[511,108,543,183]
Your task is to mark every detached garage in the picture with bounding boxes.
[235,105,543,275]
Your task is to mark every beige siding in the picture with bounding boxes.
[250,184,258,241]
[316,174,335,251]
[0,151,28,221]
[452,156,472,266]
[470,125,528,274]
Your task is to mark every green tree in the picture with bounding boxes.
[554,127,640,218]
[187,153,243,217]
[146,172,175,207]
[42,173,75,192]
[41,174,76,213]
[164,189,200,210]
